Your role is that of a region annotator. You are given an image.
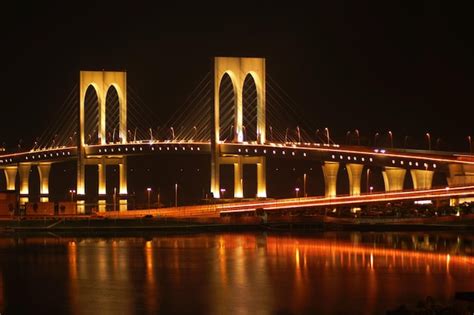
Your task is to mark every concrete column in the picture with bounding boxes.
[234,157,243,198]
[211,155,220,198]
[447,164,474,187]
[347,163,363,196]
[119,158,128,211]
[322,162,339,197]
[38,163,51,202]
[257,156,267,198]
[382,167,406,192]
[410,169,434,190]
[18,163,31,205]
[98,159,106,212]
[4,166,17,191]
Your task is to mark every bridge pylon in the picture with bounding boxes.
[77,71,128,213]
[211,57,267,198]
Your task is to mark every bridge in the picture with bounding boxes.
[0,57,473,213]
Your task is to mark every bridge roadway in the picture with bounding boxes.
[100,185,474,218]
[1,140,473,170]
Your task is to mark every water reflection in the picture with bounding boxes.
[0,232,472,314]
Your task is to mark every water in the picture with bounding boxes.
[0,231,473,314]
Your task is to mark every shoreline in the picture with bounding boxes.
[1,215,474,234]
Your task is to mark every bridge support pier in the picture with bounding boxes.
[234,157,243,198]
[119,158,128,211]
[3,166,18,191]
[98,159,107,212]
[18,163,31,205]
[347,163,363,196]
[322,162,339,197]
[38,163,51,202]
[410,169,434,190]
[382,167,406,192]
[211,155,266,199]
[256,156,266,198]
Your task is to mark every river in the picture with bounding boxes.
[0,231,473,314]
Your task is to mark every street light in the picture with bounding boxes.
[220,188,226,199]
[369,186,374,194]
[366,168,370,194]
[325,127,330,145]
[295,187,300,198]
[69,189,76,202]
[426,132,431,150]
[374,132,379,146]
[175,183,178,207]
[346,131,351,144]
[146,187,151,209]
[388,131,393,148]
[355,129,360,145]
[468,136,472,153]
[303,173,307,197]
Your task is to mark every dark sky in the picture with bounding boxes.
[1,1,473,152]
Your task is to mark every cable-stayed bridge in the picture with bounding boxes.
[0,57,473,213]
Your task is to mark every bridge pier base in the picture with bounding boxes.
[234,157,243,198]
[410,169,434,190]
[18,163,31,205]
[382,167,406,192]
[256,156,266,198]
[38,163,51,202]
[211,155,266,199]
[322,161,339,197]
[3,166,18,191]
[447,164,474,187]
[347,163,363,196]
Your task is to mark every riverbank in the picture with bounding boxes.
[1,214,474,234]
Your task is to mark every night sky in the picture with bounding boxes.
[1,2,473,151]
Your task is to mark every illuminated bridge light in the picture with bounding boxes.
[347,156,351,160]
[340,155,343,160]
[332,155,335,159]
[197,147,200,151]
[273,150,276,154]
[151,147,155,151]
[32,156,34,159]
[254,149,257,153]
[159,147,162,150]
[392,160,395,164]
[132,148,136,151]
[190,147,193,151]
[415,162,419,166]
[263,149,266,153]
[292,152,295,156]
[238,148,241,152]
[303,152,306,157]
[182,147,185,150]
[409,161,412,166]
[245,148,248,153]
[167,147,170,150]
[111,149,114,152]
[433,164,437,168]
[369,158,373,162]
[400,161,404,165]
[118,148,121,152]
[174,147,177,151]
[424,163,428,167]
[361,157,365,162]
[25,157,28,160]
[140,147,143,151]
[282,151,286,155]
[104,149,107,152]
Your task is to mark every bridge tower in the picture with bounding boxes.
[77,71,128,213]
[211,57,267,198]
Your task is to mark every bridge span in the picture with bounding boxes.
[0,56,473,212]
